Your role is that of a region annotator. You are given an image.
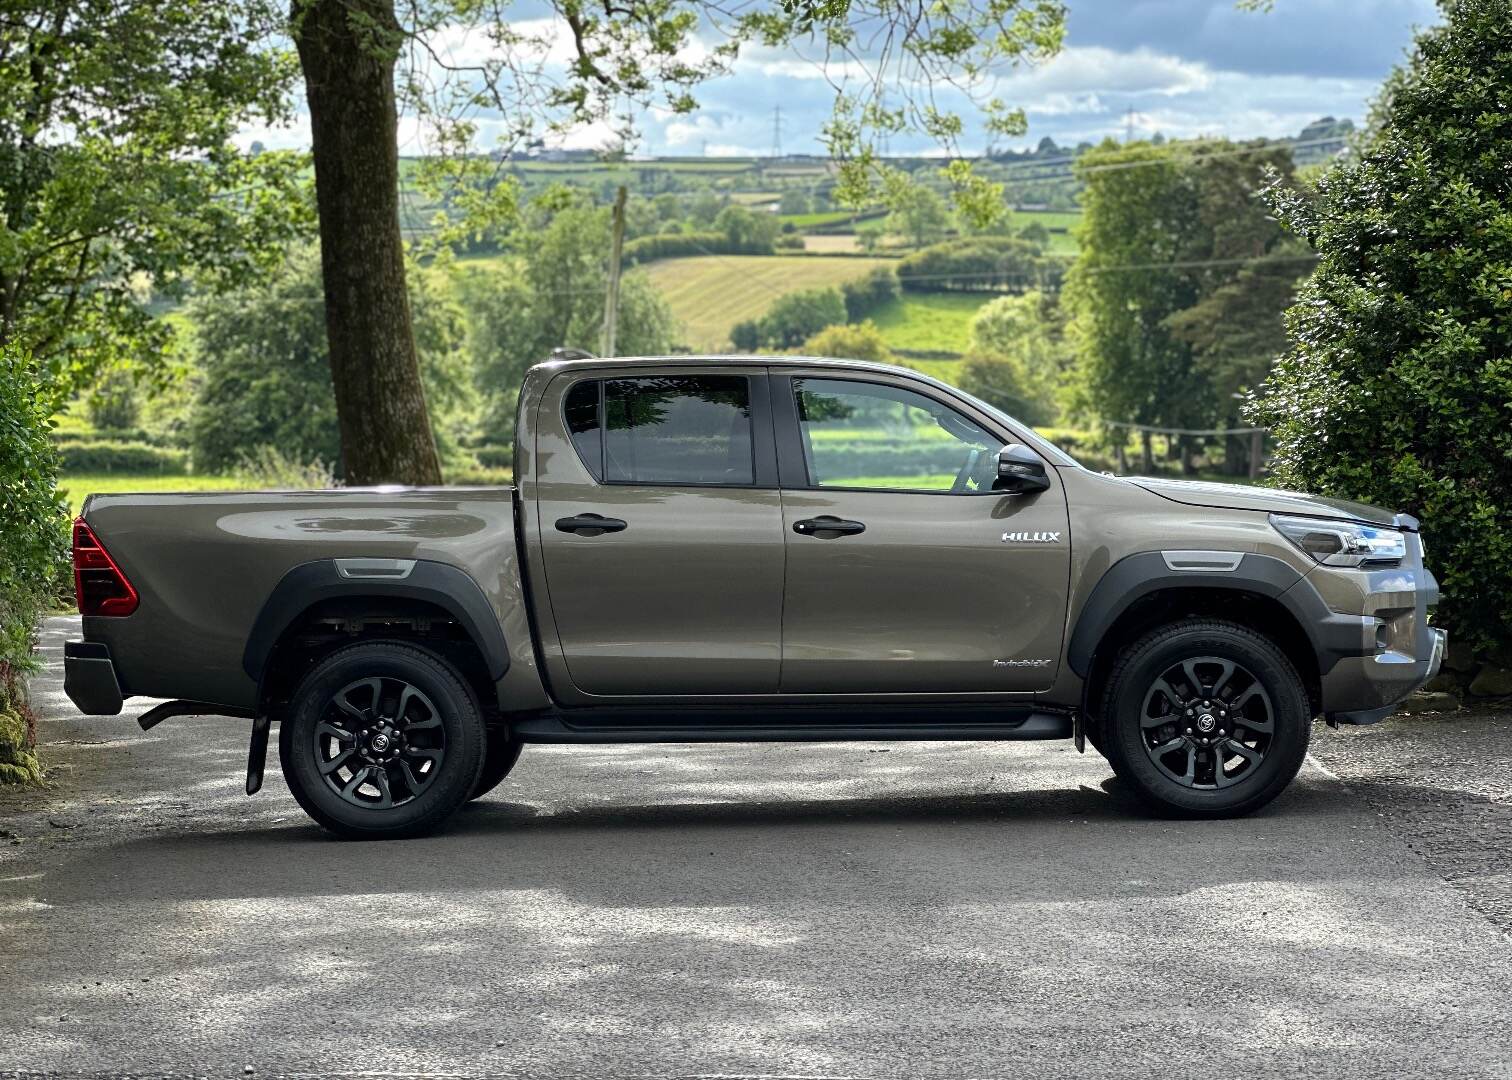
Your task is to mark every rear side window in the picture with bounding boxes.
[562,375,754,486]
[565,380,602,480]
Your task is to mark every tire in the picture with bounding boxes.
[278,641,485,839]
[1099,620,1310,818]
[468,733,523,801]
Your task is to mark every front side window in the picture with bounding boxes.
[793,378,1002,493]
[564,375,754,486]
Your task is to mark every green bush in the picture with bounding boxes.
[0,345,68,784]
[841,267,900,322]
[622,231,728,265]
[756,287,848,349]
[897,236,1050,293]
[1250,0,1512,653]
[444,466,514,487]
[53,427,156,445]
[57,440,188,474]
[472,445,514,470]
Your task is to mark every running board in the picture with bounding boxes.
[511,709,1073,744]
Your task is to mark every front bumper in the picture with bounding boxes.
[64,641,124,715]
[1315,539,1445,725]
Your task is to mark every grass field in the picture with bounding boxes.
[58,473,247,515]
[644,255,894,350]
[868,293,990,355]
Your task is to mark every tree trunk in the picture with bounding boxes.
[292,0,442,486]
[1140,430,1154,473]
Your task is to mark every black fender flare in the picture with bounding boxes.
[242,558,511,685]
[1066,551,1375,680]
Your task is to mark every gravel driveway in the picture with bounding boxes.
[2,617,1510,1079]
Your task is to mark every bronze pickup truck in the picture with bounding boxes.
[64,355,1445,838]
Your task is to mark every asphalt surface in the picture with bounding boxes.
[2,616,1510,1079]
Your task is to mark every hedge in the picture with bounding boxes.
[57,440,188,474]
[1,346,67,784]
[472,445,514,470]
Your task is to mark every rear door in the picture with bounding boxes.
[534,366,785,698]
[773,371,1071,694]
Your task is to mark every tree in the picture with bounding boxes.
[291,0,443,485]
[1066,138,1299,470]
[281,0,1064,481]
[754,288,849,349]
[885,183,952,248]
[1250,0,1512,653]
[0,2,310,407]
[958,291,1066,426]
[189,251,473,475]
[803,322,896,364]
[462,205,678,438]
[713,206,780,254]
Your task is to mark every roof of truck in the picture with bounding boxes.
[530,353,939,382]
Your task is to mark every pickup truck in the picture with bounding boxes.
[63,355,1446,838]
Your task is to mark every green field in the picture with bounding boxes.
[58,473,248,515]
[644,254,895,350]
[869,293,990,354]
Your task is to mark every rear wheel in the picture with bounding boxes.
[468,734,523,801]
[1099,620,1310,818]
[279,641,484,839]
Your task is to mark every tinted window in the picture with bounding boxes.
[794,378,1000,493]
[565,380,602,480]
[570,375,752,486]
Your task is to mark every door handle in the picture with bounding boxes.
[555,513,627,535]
[793,516,866,538]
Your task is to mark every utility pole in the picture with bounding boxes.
[602,185,627,357]
[770,105,783,159]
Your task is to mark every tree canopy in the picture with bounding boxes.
[0,2,311,406]
[1250,0,1512,652]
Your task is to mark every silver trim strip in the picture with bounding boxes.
[1161,550,1244,573]
[335,558,417,580]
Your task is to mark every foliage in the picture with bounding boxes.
[463,205,679,437]
[84,371,141,432]
[0,345,67,783]
[841,268,901,322]
[623,231,730,264]
[56,442,188,476]
[1066,138,1300,436]
[885,183,952,248]
[234,446,339,490]
[189,251,474,474]
[0,2,312,407]
[958,290,1067,424]
[747,288,848,350]
[1250,0,1512,652]
[897,236,1048,293]
[712,206,780,254]
[802,322,896,364]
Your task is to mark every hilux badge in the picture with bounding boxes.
[1002,531,1061,544]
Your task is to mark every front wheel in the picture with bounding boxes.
[279,641,485,839]
[1099,620,1311,818]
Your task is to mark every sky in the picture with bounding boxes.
[240,0,1442,157]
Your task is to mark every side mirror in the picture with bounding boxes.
[994,443,1051,494]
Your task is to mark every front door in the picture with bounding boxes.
[536,368,785,697]
[774,373,1071,694]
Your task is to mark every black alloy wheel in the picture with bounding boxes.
[316,677,447,809]
[1138,656,1274,790]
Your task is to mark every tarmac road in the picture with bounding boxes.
[2,617,1510,1079]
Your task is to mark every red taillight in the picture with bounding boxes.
[73,518,138,617]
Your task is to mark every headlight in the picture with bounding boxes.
[1270,514,1406,568]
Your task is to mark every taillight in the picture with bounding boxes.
[73,518,139,617]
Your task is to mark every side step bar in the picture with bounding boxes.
[511,710,1073,744]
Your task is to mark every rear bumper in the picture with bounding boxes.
[64,641,125,716]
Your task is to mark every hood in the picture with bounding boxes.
[1127,476,1405,528]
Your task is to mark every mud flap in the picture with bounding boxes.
[246,714,271,795]
[1073,712,1086,754]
